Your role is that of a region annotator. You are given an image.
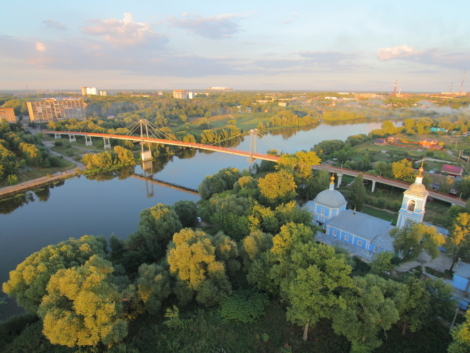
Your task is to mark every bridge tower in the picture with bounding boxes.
[140,119,153,162]
[249,128,258,161]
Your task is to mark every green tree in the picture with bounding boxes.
[126,203,182,265]
[136,264,171,315]
[391,221,445,262]
[2,235,107,313]
[369,251,396,274]
[167,229,232,307]
[38,255,129,348]
[258,170,297,206]
[198,167,241,200]
[332,274,404,353]
[348,173,366,211]
[305,169,331,199]
[113,146,135,164]
[208,194,252,240]
[173,200,198,227]
[275,240,354,341]
[445,213,470,271]
[449,310,470,353]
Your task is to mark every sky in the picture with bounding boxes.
[1,0,469,92]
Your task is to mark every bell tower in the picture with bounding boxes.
[397,163,429,228]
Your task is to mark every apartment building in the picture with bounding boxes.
[27,98,87,122]
[0,108,16,123]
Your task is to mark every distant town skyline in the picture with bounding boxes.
[1,0,469,92]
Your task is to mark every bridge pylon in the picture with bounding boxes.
[248,128,258,162]
[140,119,153,161]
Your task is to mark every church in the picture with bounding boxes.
[305,165,432,262]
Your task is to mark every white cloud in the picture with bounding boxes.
[281,12,298,24]
[377,45,470,70]
[35,42,46,52]
[377,45,422,61]
[82,13,166,47]
[168,13,250,39]
[43,19,67,30]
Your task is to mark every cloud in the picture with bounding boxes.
[82,13,166,47]
[0,35,241,77]
[377,45,470,70]
[377,45,423,61]
[43,19,67,30]
[35,42,46,52]
[281,12,298,24]
[168,13,249,39]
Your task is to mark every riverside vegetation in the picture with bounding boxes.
[2,150,470,353]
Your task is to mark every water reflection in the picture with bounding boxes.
[0,192,35,215]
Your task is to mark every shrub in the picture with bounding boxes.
[220,290,269,324]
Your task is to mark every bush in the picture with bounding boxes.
[220,290,269,324]
[64,149,74,157]
[53,141,63,147]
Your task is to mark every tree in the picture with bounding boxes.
[277,150,321,183]
[305,169,331,199]
[198,167,241,200]
[332,274,404,353]
[38,255,129,348]
[445,213,470,271]
[126,203,182,264]
[449,310,470,353]
[2,235,107,313]
[136,264,171,315]
[392,159,415,182]
[348,173,366,211]
[208,194,252,240]
[275,241,354,341]
[240,230,273,272]
[391,221,445,262]
[258,170,297,206]
[173,200,198,227]
[113,146,135,164]
[167,229,232,307]
[370,251,396,274]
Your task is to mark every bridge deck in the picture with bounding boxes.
[43,130,466,206]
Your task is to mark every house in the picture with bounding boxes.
[419,139,442,149]
[441,164,464,177]
[374,138,386,145]
[448,261,470,310]
[387,136,400,143]
[430,127,448,133]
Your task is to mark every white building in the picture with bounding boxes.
[86,87,97,95]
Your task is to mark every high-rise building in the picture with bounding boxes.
[86,87,97,95]
[188,92,194,99]
[27,98,87,122]
[81,86,87,96]
[0,108,16,123]
[173,90,188,99]
[99,91,107,96]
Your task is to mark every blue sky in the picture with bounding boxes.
[1,0,469,92]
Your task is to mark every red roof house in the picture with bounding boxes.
[441,164,464,177]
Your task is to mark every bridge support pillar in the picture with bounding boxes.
[371,180,376,192]
[337,173,343,188]
[69,135,76,143]
[142,160,153,171]
[54,134,61,139]
[103,137,111,150]
[141,149,152,161]
[85,136,93,146]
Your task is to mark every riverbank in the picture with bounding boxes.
[0,166,86,200]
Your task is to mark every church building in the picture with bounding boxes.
[306,167,432,262]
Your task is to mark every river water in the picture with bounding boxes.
[0,120,392,319]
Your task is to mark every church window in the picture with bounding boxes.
[374,246,379,252]
[357,240,363,247]
[321,208,325,215]
[333,230,337,236]
[407,200,416,212]
[344,235,349,241]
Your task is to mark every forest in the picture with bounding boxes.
[2,150,470,353]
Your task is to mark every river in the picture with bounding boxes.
[0,120,394,319]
